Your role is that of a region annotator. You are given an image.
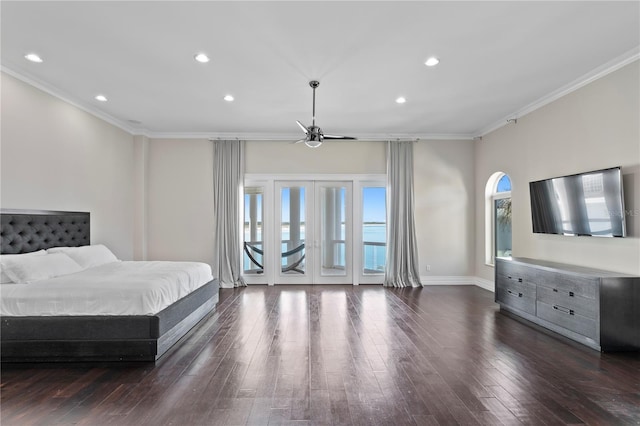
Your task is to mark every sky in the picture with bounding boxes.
[245,186,386,223]
[497,175,512,192]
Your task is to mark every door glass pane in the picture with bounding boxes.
[362,187,386,274]
[495,198,512,259]
[320,186,346,276]
[281,186,306,274]
[244,187,264,274]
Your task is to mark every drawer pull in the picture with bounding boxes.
[507,290,523,298]
[552,288,575,297]
[553,304,574,315]
[518,278,523,283]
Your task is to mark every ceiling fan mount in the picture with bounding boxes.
[295,80,355,148]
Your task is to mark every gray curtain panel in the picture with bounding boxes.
[212,140,246,288]
[384,140,422,288]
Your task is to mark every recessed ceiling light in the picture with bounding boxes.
[95,95,107,102]
[224,95,234,102]
[396,97,406,104]
[24,53,43,63]
[425,57,440,67]
[194,53,210,63]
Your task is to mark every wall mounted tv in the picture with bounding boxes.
[529,167,626,237]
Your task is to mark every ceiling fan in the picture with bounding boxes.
[295,80,356,148]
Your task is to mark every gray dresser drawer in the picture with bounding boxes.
[537,301,598,340]
[533,272,598,299]
[496,274,536,298]
[496,277,536,316]
[537,286,598,320]
[497,260,533,282]
[496,288,536,315]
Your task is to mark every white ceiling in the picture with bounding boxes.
[2,1,639,140]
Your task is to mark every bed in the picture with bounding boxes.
[0,209,219,362]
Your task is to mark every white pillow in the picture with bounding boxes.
[2,252,83,284]
[0,250,47,283]
[47,244,118,269]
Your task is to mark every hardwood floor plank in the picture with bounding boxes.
[486,384,566,425]
[326,371,354,425]
[244,397,272,425]
[2,285,639,426]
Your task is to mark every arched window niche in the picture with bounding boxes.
[485,172,512,266]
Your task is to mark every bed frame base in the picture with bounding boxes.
[1,280,219,362]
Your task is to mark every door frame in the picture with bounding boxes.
[274,180,314,284]
[312,180,353,285]
[243,174,386,286]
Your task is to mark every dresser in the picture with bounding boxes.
[495,257,639,351]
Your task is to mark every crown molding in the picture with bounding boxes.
[1,65,137,135]
[0,65,476,141]
[144,131,475,141]
[0,65,474,141]
[6,45,638,142]
[476,47,640,138]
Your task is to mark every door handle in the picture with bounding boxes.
[553,305,574,315]
[507,290,523,298]
[552,288,575,297]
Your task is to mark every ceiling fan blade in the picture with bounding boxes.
[296,120,309,134]
[292,138,308,144]
[322,134,357,140]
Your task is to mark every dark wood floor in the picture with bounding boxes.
[1,285,639,426]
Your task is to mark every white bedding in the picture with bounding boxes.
[0,261,213,316]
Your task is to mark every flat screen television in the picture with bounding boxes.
[529,167,626,237]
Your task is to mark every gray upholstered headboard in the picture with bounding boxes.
[0,209,90,254]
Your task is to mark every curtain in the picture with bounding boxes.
[384,140,422,288]
[212,140,246,288]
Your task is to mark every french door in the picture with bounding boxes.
[275,181,352,284]
[243,175,386,285]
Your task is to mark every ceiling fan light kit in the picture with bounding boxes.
[295,80,356,148]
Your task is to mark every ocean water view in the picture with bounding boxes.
[244,223,386,273]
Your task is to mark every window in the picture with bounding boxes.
[485,172,512,265]
[361,186,386,275]
[243,186,264,275]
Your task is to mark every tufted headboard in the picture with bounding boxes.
[0,209,90,254]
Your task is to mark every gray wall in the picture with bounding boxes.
[1,72,136,259]
[474,61,640,282]
[143,139,476,279]
[145,138,215,265]
[414,140,476,278]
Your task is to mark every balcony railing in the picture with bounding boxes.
[363,241,386,274]
[243,240,386,274]
[244,240,305,274]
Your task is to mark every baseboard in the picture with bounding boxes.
[473,277,494,292]
[419,276,494,292]
[420,276,476,285]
